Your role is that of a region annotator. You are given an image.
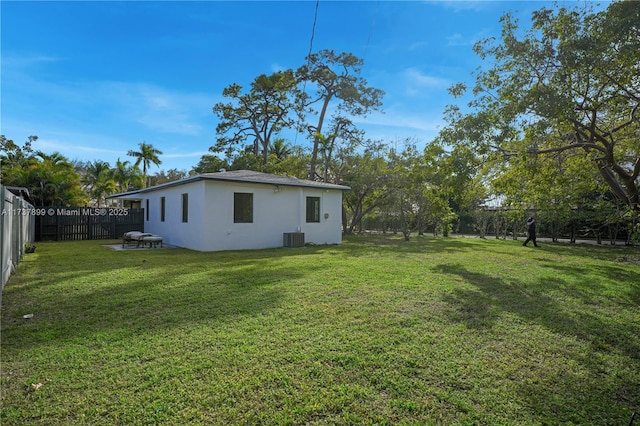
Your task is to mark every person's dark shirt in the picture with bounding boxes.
[527,218,536,231]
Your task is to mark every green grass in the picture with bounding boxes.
[1,235,639,425]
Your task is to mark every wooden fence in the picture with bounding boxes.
[35,207,144,241]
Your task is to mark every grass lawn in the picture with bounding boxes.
[1,235,639,425]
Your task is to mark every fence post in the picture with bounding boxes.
[55,208,60,241]
[33,206,143,241]
[1,185,35,295]
[87,209,93,240]
[1,185,5,294]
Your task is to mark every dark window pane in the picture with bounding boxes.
[234,193,253,223]
[182,193,188,223]
[306,196,320,223]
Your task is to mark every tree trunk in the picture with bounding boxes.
[308,94,333,180]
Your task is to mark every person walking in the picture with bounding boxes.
[523,214,539,247]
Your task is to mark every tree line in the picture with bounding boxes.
[1,1,638,242]
[0,138,168,206]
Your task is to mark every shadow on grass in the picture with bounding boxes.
[1,242,331,350]
[3,237,638,424]
[437,263,639,356]
[434,263,640,423]
[1,235,474,355]
[6,240,329,291]
[536,260,640,306]
[341,234,475,257]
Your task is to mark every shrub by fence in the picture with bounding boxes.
[1,185,36,297]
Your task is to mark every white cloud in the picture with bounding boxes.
[163,151,210,159]
[26,131,210,171]
[271,63,286,73]
[431,0,497,13]
[96,82,213,136]
[36,139,123,156]
[1,59,218,170]
[446,33,466,46]
[447,28,495,47]
[401,68,451,97]
[27,131,132,165]
[2,55,64,68]
[408,41,430,51]
[3,62,215,138]
[358,109,442,134]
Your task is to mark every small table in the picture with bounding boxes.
[141,236,163,248]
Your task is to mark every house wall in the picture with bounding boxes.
[143,181,208,251]
[299,187,343,246]
[200,181,343,251]
[141,180,344,251]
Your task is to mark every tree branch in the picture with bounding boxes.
[532,142,606,155]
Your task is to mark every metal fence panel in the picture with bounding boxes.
[1,185,36,296]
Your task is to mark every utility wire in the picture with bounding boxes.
[295,0,320,146]
[361,0,379,71]
[307,0,319,62]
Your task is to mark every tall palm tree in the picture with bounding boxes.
[82,160,117,206]
[7,152,87,206]
[112,158,144,192]
[127,142,163,187]
[269,138,293,161]
[35,151,73,170]
[82,160,111,187]
[91,175,118,207]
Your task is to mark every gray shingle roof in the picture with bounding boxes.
[200,170,349,189]
[108,170,350,199]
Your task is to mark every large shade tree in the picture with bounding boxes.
[341,143,394,234]
[212,70,300,168]
[444,1,640,213]
[0,135,36,173]
[296,50,384,181]
[148,168,191,187]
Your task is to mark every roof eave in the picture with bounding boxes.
[107,172,350,199]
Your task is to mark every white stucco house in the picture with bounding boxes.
[108,170,350,252]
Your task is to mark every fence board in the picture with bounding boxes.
[35,207,144,241]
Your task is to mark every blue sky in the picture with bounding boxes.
[1,1,590,173]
